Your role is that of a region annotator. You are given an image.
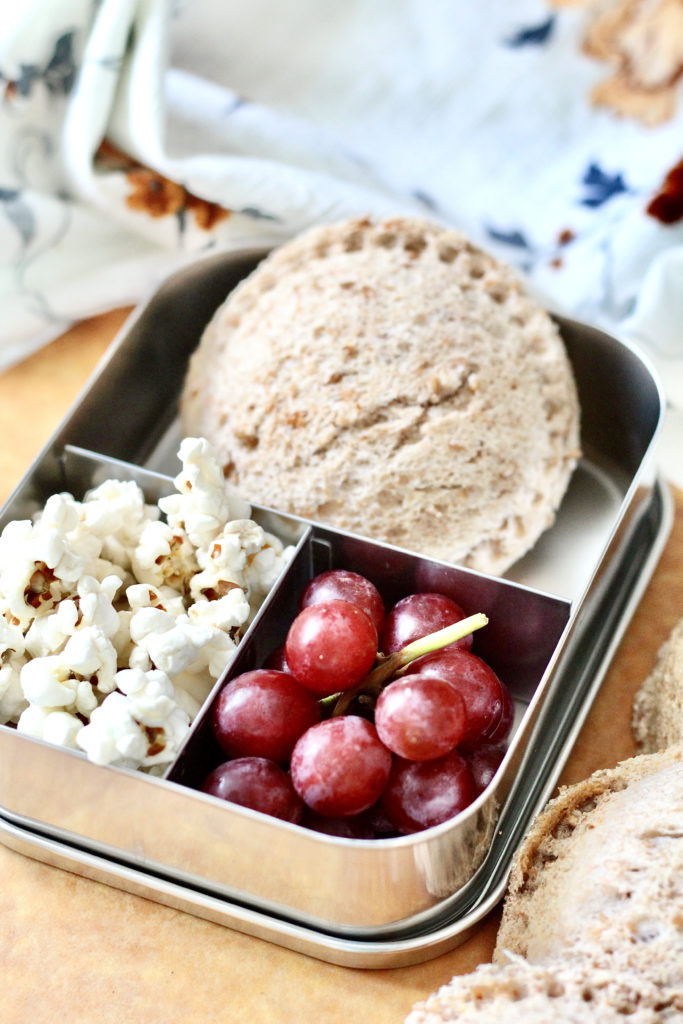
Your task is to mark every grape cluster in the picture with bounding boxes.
[201,570,513,837]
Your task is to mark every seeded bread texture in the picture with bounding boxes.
[493,745,683,994]
[405,746,683,1023]
[632,616,683,752]
[180,216,581,575]
[406,957,675,1023]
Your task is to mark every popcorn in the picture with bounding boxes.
[0,524,85,628]
[187,590,250,633]
[81,478,160,571]
[131,520,198,592]
[190,519,289,613]
[0,437,294,772]
[126,582,187,619]
[17,705,83,749]
[0,616,28,724]
[19,625,117,716]
[160,436,251,549]
[24,574,122,658]
[76,668,190,769]
[129,606,240,681]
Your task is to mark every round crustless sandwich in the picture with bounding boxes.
[180,216,581,574]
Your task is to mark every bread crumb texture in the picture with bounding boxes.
[181,216,580,574]
[632,616,683,752]
[407,746,683,1022]
[406,957,677,1023]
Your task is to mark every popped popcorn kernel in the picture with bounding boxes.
[160,436,251,548]
[76,670,190,769]
[17,705,83,749]
[131,520,198,592]
[0,647,28,724]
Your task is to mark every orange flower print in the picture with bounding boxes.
[95,139,231,230]
[125,168,186,219]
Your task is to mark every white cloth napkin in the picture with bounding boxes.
[1,0,682,478]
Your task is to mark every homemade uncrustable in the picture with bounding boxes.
[494,743,683,990]
[181,216,581,575]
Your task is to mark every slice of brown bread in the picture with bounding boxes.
[493,744,683,994]
[632,617,683,752]
[405,957,676,1023]
[180,215,581,575]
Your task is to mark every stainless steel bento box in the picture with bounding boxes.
[0,248,671,967]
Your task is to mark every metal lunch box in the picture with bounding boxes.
[0,248,671,967]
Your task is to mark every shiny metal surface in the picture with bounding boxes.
[0,248,670,961]
[0,478,673,968]
[0,450,570,934]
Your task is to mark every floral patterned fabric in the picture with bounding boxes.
[1,0,683,457]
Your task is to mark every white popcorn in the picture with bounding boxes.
[167,680,203,721]
[24,574,122,658]
[0,612,26,658]
[81,478,159,570]
[0,437,293,772]
[61,627,118,695]
[129,607,235,679]
[17,705,83,749]
[0,651,28,724]
[34,492,79,535]
[126,582,187,618]
[0,519,33,569]
[20,654,92,713]
[187,590,250,634]
[245,538,292,604]
[23,602,77,658]
[36,493,102,574]
[0,524,85,628]
[0,611,28,723]
[76,668,190,769]
[160,437,251,549]
[130,520,198,592]
[115,667,178,723]
[20,626,117,715]
[191,520,291,611]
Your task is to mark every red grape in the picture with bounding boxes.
[263,644,289,672]
[364,801,400,838]
[212,669,321,765]
[285,600,378,696]
[405,648,513,747]
[485,677,515,746]
[374,673,467,760]
[202,757,304,823]
[301,808,376,839]
[463,743,506,795]
[290,716,392,817]
[300,570,386,634]
[380,592,473,655]
[381,751,476,833]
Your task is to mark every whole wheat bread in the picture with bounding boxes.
[180,216,581,574]
[632,616,683,753]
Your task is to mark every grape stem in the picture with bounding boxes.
[329,612,488,716]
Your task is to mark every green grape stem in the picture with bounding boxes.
[329,612,488,716]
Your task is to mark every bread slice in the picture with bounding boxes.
[493,745,683,994]
[405,957,675,1023]
[632,617,683,752]
[180,216,581,574]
